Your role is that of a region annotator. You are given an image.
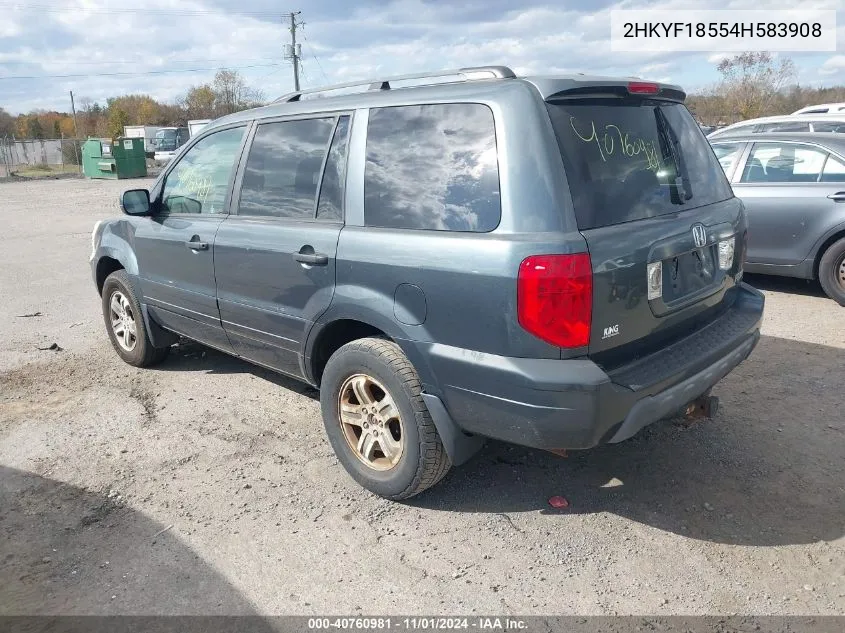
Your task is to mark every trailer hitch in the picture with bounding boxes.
[682,392,720,421]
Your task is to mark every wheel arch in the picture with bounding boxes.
[305,304,484,467]
[813,227,845,279]
[94,230,140,295]
[303,300,435,389]
[95,256,125,295]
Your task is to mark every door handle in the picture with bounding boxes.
[827,192,845,202]
[186,239,209,251]
[293,252,329,266]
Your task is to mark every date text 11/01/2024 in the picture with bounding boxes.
[307,618,528,630]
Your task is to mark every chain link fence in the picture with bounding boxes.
[0,137,83,177]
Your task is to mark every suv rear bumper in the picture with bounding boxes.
[422,283,764,451]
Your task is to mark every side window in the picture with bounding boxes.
[316,116,351,222]
[161,127,246,214]
[765,122,811,133]
[741,143,826,183]
[364,103,500,232]
[711,143,743,175]
[792,147,827,180]
[238,118,335,219]
[812,121,845,133]
[821,154,845,182]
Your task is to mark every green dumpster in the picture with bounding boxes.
[82,137,147,179]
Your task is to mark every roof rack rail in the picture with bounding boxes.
[273,66,516,103]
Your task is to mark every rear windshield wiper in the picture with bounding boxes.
[654,107,692,204]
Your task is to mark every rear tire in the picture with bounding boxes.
[320,337,451,500]
[818,237,845,306]
[101,270,170,367]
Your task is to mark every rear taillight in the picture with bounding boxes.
[718,238,735,270]
[517,254,592,349]
[628,81,659,94]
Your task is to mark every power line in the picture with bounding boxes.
[0,3,292,17]
[1,56,280,67]
[300,28,329,84]
[1,62,281,80]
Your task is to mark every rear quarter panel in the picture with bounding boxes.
[326,83,590,372]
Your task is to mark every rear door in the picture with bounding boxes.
[133,124,248,351]
[733,141,845,265]
[545,95,744,360]
[214,114,351,378]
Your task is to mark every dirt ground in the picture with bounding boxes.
[1,178,843,616]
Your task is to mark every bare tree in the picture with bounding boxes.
[212,69,265,115]
[717,52,796,120]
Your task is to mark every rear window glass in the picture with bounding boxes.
[547,99,733,230]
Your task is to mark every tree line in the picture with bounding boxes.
[3,55,845,139]
[685,52,844,125]
[0,69,265,140]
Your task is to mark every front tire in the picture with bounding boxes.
[819,237,845,306]
[320,337,451,500]
[101,270,170,367]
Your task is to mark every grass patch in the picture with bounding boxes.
[13,164,81,178]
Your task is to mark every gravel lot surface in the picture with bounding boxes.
[1,178,843,616]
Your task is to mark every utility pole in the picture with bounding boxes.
[69,91,79,139]
[287,11,302,91]
[69,90,82,173]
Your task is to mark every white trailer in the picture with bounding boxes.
[188,119,212,137]
[123,125,162,155]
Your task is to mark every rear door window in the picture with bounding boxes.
[821,154,845,182]
[711,143,744,176]
[364,103,500,232]
[740,143,827,183]
[316,116,351,222]
[238,117,336,219]
[546,99,733,230]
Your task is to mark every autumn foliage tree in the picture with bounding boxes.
[180,84,216,119]
[715,51,796,121]
[3,69,266,139]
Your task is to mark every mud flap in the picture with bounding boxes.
[421,393,485,466]
[140,304,179,349]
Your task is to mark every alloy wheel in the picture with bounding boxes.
[109,291,137,352]
[337,373,404,471]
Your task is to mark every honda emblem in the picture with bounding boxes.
[691,224,707,248]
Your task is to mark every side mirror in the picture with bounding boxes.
[121,189,151,216]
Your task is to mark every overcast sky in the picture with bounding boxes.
[1,0,843,115]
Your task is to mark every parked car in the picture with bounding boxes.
[90,66,764,499]
[792,103,845,115]
[708,114,845,139]
[710,132,845,304]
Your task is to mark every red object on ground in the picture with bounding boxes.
[548,496,569,509]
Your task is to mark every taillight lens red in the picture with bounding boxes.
[628,81,659,94]
[517,254,593,349]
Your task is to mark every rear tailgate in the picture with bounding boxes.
[545,89,745,368]
[580,199,745,364]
